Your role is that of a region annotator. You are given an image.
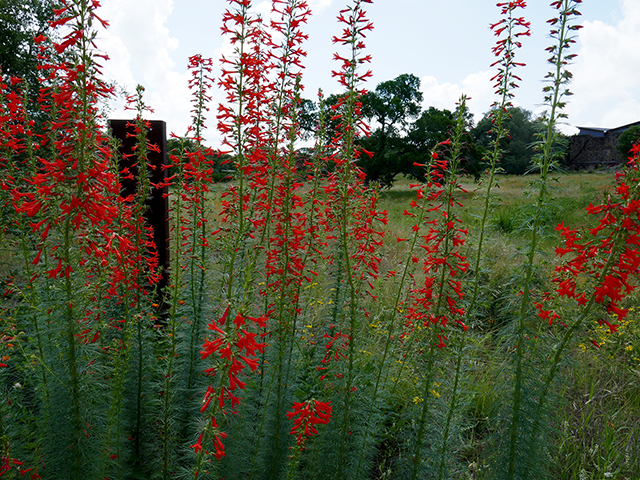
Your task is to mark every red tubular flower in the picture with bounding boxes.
[199,306,266,417]
[401,144,470,347]
[321,331,350,364]
[286,399,332,446]
[490,5,530,104]
[549,148,640,343]
[212,431,228,459]
[196,307,266,470]
[191,432,204,453]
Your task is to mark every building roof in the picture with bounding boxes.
[577,120,640,137]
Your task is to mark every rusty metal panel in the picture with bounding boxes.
[108,119,169,303]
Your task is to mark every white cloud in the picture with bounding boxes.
[254,0,273,17]
[420,70,494,124]
[568,0,640,128]
[309,0,332,14]
[97,0,193,137]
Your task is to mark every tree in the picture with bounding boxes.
[356,73,423,186]
[356,131,406,186]
[406,106,455,149]
[360,73,423,137]
[401,104,483,181]
[616,125,640,159]
[0,0,54,100]
[402,106,455,180]
[167,137,233,182]
[472,106,539,175]
[309,75,484,185]
[297,97,318,142]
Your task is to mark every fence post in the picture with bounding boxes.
[108,119,170,310]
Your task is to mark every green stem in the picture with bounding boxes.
[62,214,83,479]
[436,339,464,480]
[532,231,624,434]
[409,328,442,480]
[506,3,574,477]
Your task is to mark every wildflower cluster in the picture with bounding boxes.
[403,141,469,346]
[286,399,332,446]
[489,1,530,108]
[195,306,267,458]
[1,0,636,479]
[553,155,640,330]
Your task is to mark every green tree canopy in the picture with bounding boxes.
[356,73,423,186]
[472,106,539,175]
[167,137,233,182]
[616,125,640,159]
[304,75,485,185]
[360,73,423,136]
[402,104,482,181]
[401,106,455,180]
[0,0,54,98]
[357,131,406,187]
[297,97,318,142]
[406,106,455,149]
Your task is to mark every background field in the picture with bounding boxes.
[378,171,640,480]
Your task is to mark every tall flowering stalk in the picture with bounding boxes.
[155,57,216,474]
[193,307,267,476]
[216,0,262,301]
[10,0,120,477]
[262,1,311,339]
[321,2,387,477]
[285,399,332,478]
[532,160,640,387]
[183,56,216,372]
[511,2,638,477]
[301,88,331,280]
[469,0,530,315]
[117,87,167,476]
[194,0,278,476]
[462,11,529,476]
[0,74,49,479]
[353,97,471,478]
[494,2,580,479]
[433,95,474,480]
[248,2,312,475]
[396,138,469,480]
[540,147,640,390]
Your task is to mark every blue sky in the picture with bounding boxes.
[96,0,639,144]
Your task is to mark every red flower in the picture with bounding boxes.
[191,432,204,453]
[287,399,332,446]
[212,431,227,459]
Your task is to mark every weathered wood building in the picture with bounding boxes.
[568,120,640,169]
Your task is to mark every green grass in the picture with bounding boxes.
[157,171,640,479]
[380,172,615,231]
[379,172,639,480]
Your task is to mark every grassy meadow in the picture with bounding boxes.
[2,0,640,478]
[378,171,640,480]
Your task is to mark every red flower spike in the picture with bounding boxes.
[404,143,469,324]
[199,300,267,471]
[287,399,332,446]
[191,432,204,453]
[546,135,640,357]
